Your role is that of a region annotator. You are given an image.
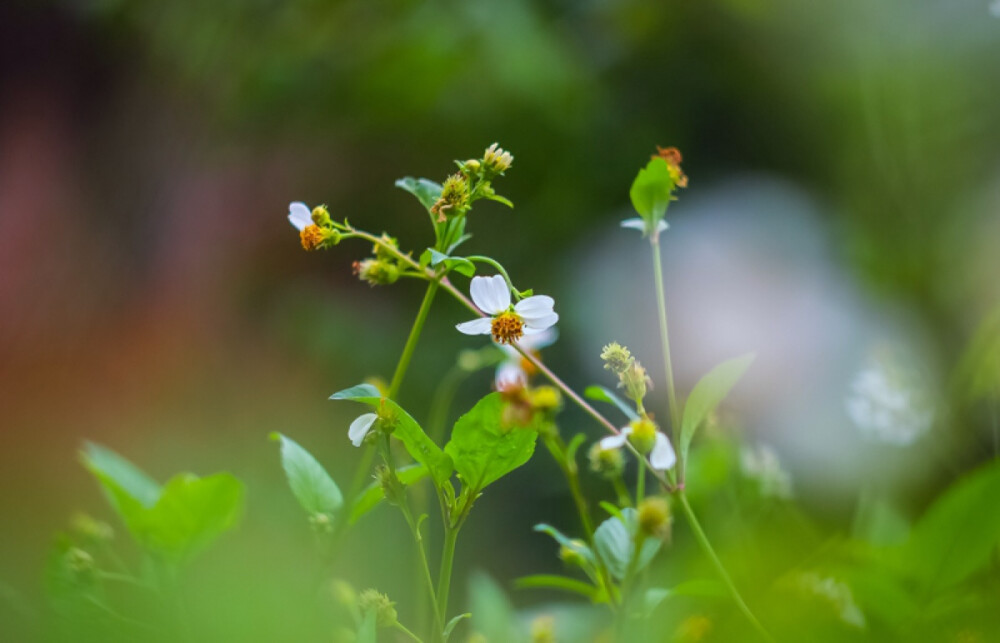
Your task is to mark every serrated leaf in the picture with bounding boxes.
[514,575,599,600]
[904,459,1000,589]
[270,433,342,518]
[680,354,755,463]
[349,464,429,524]
[81,442,161,510]
[445,393,538,492]
[395,177,442,211]
[584,386,639,422]
[629,158,673,223]
[330,385,453,485]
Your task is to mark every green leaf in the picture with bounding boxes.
[680,354,755,463]
[427,248,476,277]
[534,523,596,567]
[584,386,639,422]
[442,613,471,642]
[593,508,661,581]
[446,233,473,254]
[514,575,599,600]
[331,385,453,485]
[565,433,586,465]
[485,193,514,208]
[903,459,1000,589]
[349,464,429,524]
[445,393,539,492]
[629,158,673,223]
[469,571,517,643]
[81,442,161,510]
[270,433,342,518]
[395,177,442,211]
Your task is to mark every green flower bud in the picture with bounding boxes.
[311,205,333,226]
[358,589,397,628]
[620,361,650,403]
[373,234,398,262]
[628,418,658,454]
[308,512,334,534]
[601,342,634,374]
[530,615,556,643]
[431,173,471,222]
[558,539,589,567]
[588,442,624,479]
[463,159,481,173]
[529,386,562,414]
[353,259,400,286]
[637,496,671,540]
[374,464,405,506]
[65,547,96,585]
[483,142,514,174]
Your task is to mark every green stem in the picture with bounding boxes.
[612,475,632,507]
[390,280,441,399]
[466,256,521,298]
[677,491,775,643]
[395,622,424,643]
[636,466,646,505]
[650,235,683,479]
[544,434,595,540]
[436,525,460,627]
[399,503,445,637]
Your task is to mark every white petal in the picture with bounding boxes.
[600,433,629,450]
[524,312,558,333]
[470,275,510,315]
[349,413,377,447]
[495,362,526,389]
[650,432,677,470]
[620,218,646,230]
[514,295,555,321]
[456,317,493,335]
[288,202,312,231]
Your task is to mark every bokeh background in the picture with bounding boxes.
[3,0,1000,640]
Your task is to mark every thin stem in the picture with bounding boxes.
[636,466,646,505]
[395,622,424,643]
[436,525,460,626]
[612,475,632,507]
[543,434,595,540]
[389,280,441,399]
[399,503,445,637]
[650,235,683,479]
[677,491,775,643]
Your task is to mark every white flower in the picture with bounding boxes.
[599,425,677,471]
[348,413,377,447]
[288,202,313,231]
[495,328,557,389]
[845,364,933,447]
[740,444,793,499]
[455,275,558,344]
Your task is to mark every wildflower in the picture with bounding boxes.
[620,361,651,404]
[288,202,338,250]
[600,419,676,471]
[588,442,625,478]
[348,413,378,447]
[600,342,634,374]
[358,589,398,628]
[456,275,558,345]
[845,360,933,447]
[483,142,514,174]
[496,328,556,389]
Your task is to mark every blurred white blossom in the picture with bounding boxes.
[845,361,934,447]
[740,444,793,499]
[792,572,866,628]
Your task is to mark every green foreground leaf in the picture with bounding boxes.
[270,432,343,518]
[679,353,755,463]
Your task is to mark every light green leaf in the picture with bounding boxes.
[904,459,1000,589]
[331,385,453,485]
[565,433,586,465]
[593,508,661,581]
[81,442,161,510]
[356,608,377,643]
[584,386,639,422]
[514,575,599,600]
[270,433,342,518]
[395,177,442,211]
[629,158,673,223]
[469,571,518,643]
[443,613,471,642]
[427,248,476,277]
[349,464,429,524]
[680,354,755,463]
[485,193,514,208]
[445,393,538,492]
[534,523,596,567]
[446,233,473,254]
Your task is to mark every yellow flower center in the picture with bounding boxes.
[491,312,524,344]
[300,224,325,251]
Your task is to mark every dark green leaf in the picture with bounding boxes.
[445,393,538,491]
[584,386,639,422]
[270,432,342,517]
[446,234,473,254]
[427,248,476,277]
[629,158,673,223]
[680,354,755,463]
[395,177,442,211]
[349,464,429,524]
[904,459,1000,589]
[331,385,453,485]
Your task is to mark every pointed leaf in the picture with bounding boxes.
[270,433,342,518]
[534,523,596,567]
[514,575,599,600]
[443,613,471,641]
[81,442,161,510]
[445,393,538,491]
[427,249,476,277]
[395,177,442,211]
[680,354,755,463]
[629,158,673,223]
[584,386,639,422]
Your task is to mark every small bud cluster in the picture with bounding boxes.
[588,442,625,478]
[431,173,471,222]
[71,512,113,544]
[308,512,334,534]
[602,342,651,404]
[374,464,406,506]
[483,143,514,175]
[637,496,672,541]
[627,417,658,454]
[358,588,398,628]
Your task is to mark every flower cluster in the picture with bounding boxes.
[456,275,558,345]
[288,202,341,251]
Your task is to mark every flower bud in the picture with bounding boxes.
[431,173,470,222]
[558,539,588,567]
[65,547,96,585]
[462,159,481,173]
[530,615,556,643]
[638,496,671,540]
[620,361,650,403]
[374,464,405,506]
[328,579,358,611]
[627,418,658,454]
[353,259,400,286]
[308,512,334,534]
[529,386,562,414]
[358,589,397,628]
[311,205,333,226]
[373,233,398,262]
[588,442,624,478]
[483,143,514,174]
[653,146,688,189]
[600,342,634,374]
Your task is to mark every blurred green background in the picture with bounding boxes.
[2,0,1000,641]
